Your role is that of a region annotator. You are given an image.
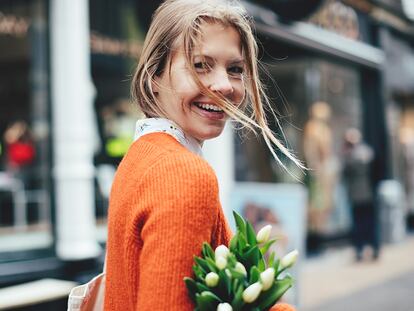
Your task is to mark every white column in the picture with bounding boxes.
[203,122,235,222]
[50,0,101,260]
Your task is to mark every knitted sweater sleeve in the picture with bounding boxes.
[136,152,220,310]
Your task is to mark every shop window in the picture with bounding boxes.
[89,0,145,233]
[0,0,52,254]
[235,58,363,238]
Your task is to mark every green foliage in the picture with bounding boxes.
[257,277,293,309]
[196,291,222,311]
[184,210,296,310]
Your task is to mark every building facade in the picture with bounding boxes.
[0,0,413,288]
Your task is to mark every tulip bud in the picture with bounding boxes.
[242,282,263,303]
[205,272,219,287]
[215,245,230,259]
[260,267,275,291]
[256,225,272,243]
[235,262,247,276]
[217,302,233,311]
[280,250,299,270]
[216,256,227,270]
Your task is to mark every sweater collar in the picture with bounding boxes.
[134,118,203,156]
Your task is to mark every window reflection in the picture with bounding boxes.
[236,58,362,241]
[0,0,52,252]
[90,0,145,228]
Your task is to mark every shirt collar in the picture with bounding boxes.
[134,118,203,156]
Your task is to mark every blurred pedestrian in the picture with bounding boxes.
[343,128,380,261]
[3,120,36,172]
[103,0,304,310]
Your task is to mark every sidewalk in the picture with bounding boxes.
[300,234,414,310]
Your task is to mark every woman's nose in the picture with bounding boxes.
[209,70,234,96]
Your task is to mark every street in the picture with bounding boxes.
[306,270,414,311]
[301,234,414,311]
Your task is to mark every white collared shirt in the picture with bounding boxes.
[134,118,203,156]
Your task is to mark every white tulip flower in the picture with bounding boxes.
[242,282,263,303]
[235,262,247,276]
[216,256,227,270]
[215,245,230,259]
[256,225,272,243]
[217,302,233,311]
[205,272,219,287]
[260,267,275,291]
[280,249,299,270]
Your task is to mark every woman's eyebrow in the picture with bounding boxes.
[229,59,245,65]
[193,54,245,64]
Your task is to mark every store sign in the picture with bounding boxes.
[308,0,360,40]
[253,0,324,20]
[90,32,142,58]
[0,12,30,37]
[0,11,141,59]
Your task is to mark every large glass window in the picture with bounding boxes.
[0,0,52,253]
[89,0,145,234]
[235,57,363,240]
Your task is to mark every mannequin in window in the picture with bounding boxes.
[303,101,337,234]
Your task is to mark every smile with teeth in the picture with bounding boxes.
[194,102,224,113]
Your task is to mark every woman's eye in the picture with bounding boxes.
[194,62,209,71]
[228,66,244,75]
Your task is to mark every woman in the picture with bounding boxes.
[104,0,303,309]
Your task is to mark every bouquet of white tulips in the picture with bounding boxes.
[184,211,298,311]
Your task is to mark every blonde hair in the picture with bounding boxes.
[131,0,305,173]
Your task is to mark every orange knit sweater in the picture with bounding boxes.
[104,133,232,310]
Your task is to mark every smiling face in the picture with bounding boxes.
[153,22,246,143]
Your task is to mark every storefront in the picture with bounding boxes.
[235,0,390,252]
[0,0,53,261]
[1,0,413,289]
[379,19,414,229]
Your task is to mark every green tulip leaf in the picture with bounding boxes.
[273,258,280,275]
[232,278,240,294]
[195,291,222,311]
[184,277,198,302]
[196,282,210,293]
[233,211,247,237]
[231,281,245,311]
[268,252,275,268]
[238,233,248,251]
[228,267,247,279]
[244,245,262,270]
[193,265,206,282]
[249,266,260,283]
[227,253,237,267]
[194,257,211,274]
[229,232,239,253]
[218,269,232,297]
[256,277,293,309]
[205,257,218,273]
[202,242,215,260]
[257,257,266,272]
[246,222,258,246]
[260,238,277,255]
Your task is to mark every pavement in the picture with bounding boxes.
[300,234,414,311]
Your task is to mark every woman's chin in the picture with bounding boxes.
[192,127,225,142]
